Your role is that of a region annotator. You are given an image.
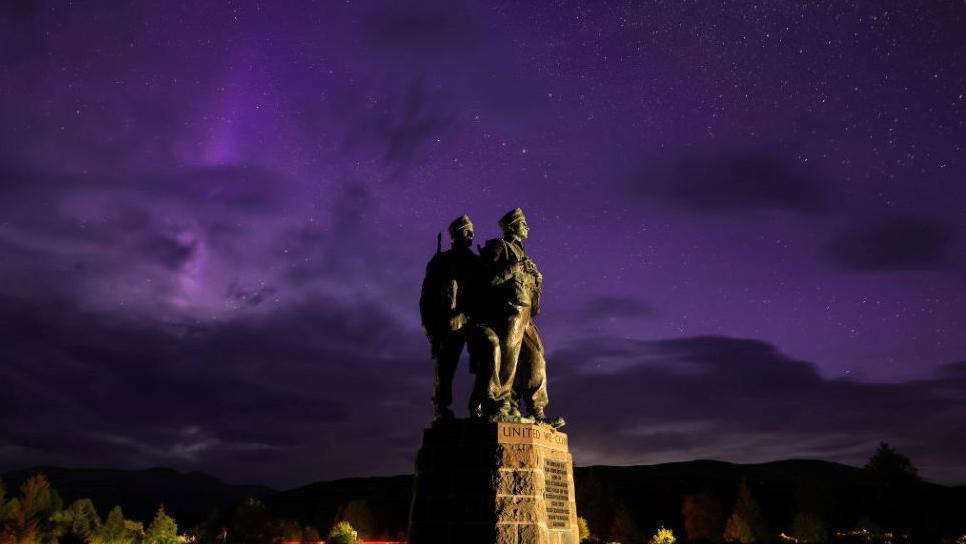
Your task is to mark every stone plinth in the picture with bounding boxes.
[408,419,579,544]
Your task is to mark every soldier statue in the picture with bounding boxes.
[473,208,564,429]
[419,215,487,420]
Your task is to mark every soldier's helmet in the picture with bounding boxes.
[498,208,526,229]
[448,214,474,239]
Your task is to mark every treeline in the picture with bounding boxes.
[577,443,963,544]
[192,497,392,544]
[0,474,179,544]
[0,473,375,544]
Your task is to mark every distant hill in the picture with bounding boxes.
[5,460,965,539]
[1,466,274,525]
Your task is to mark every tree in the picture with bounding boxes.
[1,473,66,544]
[122,521,142,544]
[577,516,590,542]
[67,500,101,543]
[723,512,751,544]
[327,521,357,544]
[275,520,319,543]
[143,507,178,544]
[649,526,676,544]
[607,502,642,544]
[865,442,917,480]
[723,481,767,543]
[575,471,614,543]
[683,491,725,542]
[333,500,375,540]
[92,507,133,544]
[0,483,8,522]
[225,499,273,544]
[0,482,15,538]
[791,512,826,543]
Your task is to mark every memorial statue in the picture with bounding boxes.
[419,215,486,420]
[473,208,564,429]
[410,210,578,544]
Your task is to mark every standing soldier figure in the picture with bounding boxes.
[419,215,485,420]
[477,208,564,428]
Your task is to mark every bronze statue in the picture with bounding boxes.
[472,208,564,429]
[419,215,486,420]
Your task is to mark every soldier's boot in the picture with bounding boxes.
[488,401,513,422]
[532,409,565,429]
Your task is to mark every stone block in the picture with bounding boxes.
[495,522,518,544]
[409,420,578,544]
[494,469,539,496]
[558,530,578,544]
[453,470,491,493]
[519,523,549,544]
[460,419,496,443]
[423,424,463,446]
[415,447,434,472]
[495,496,544,523]
[496,443,540,469]
[450,495,485,521]
[422,472,452,497]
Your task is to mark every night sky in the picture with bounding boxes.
[1,1,965,489]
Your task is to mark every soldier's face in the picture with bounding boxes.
[454,227,474,247]
[511,220,529,240]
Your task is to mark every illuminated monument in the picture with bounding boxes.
[410,210,579,544]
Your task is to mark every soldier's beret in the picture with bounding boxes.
[498,208,526,228]
[448,214,474,237]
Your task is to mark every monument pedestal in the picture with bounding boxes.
[408,419,579,544]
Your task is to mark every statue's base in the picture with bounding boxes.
[408,418,579,544]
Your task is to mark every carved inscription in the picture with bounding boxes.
[544,458,571,529]
[499,423,569,452]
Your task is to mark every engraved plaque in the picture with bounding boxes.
[544,458,571,529]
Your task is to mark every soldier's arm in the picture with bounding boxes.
[481,239,522,286]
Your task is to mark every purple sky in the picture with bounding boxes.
[1,1,964,488]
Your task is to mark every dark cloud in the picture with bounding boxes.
[633,150,828,214]
[344,78,452,173]
[0,162,310,314]
[550,335,966,483]
[822,216,953,272]
[0,291,428,488]
[580,295,656,321]
[3,281,965,485]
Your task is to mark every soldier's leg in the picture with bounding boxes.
[496,305,530,414]
[518,320,548,415]
[433,333,464,418]
[468,324,502,415]
[466,325,496,417]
